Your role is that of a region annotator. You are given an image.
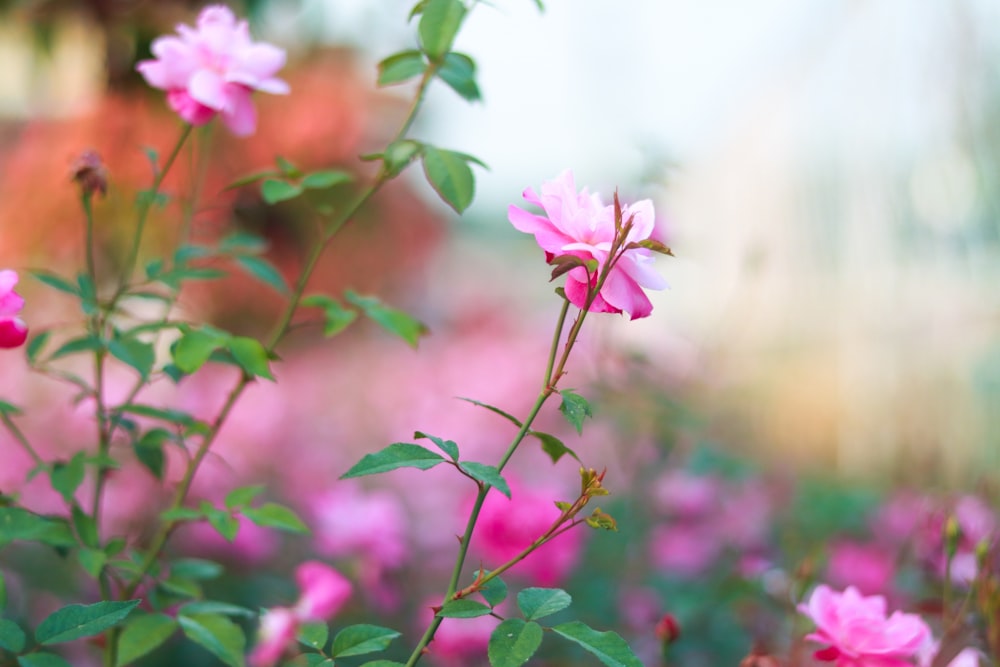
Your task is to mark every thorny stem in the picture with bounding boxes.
[403,216,638,667]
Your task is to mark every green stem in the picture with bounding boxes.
[402,302,578,667]
[82,193,97,286]
[114,123,193,305]
[0,413,43,467]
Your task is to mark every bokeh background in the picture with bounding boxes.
[1,1,999,666]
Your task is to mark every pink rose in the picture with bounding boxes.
[0,270,28,349]
[249,607,297,667]
[826,540,896,596]
[508,170,667,319]
[136,5,289,136]
[800,584,930,667]
[249,562,352,667]
[293,561,352,622]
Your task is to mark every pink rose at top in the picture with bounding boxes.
[800,584,930,667]
[249,561,351,667]
[0,270,28,349]
[508,170,668,319]
[471,479,583,586]
[136,5,288,136]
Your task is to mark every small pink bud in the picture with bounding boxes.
[654,613,680,645]
[70,150,108,197]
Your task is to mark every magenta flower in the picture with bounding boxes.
[800,584,930,667]
[249,562,352,667]
[136,5,289,136]
[0,270,28,349]
[508,170,667,319]
[293,561,352,622]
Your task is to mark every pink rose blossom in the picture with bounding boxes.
[249,607,297,667]
[249,562,352,667]
[508,170,667,319]
[800,584,930,667]
[471,480,583,586]
[293,561,352,622]
[136,5,288,136]
[0,270,27,349]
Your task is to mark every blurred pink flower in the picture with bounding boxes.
[136,5,288,135]
[649,523,723,578]
[918,641,981,667]
[250,562,352,667]
[508,170,667,319]
[914,495,996,584]
[0,270,27,349]
[800,584,930,667]
[652,470,719,518]
[294,561,352,622]
[826,540,896,596]
[310,486,408,569]
[472,480,583,586]
[249,607,297,667]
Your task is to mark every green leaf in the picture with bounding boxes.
[414,431,459,460]
[558,390,593,435]
[529,431,581,464]
[340,443,445,479]
[218,231,268,255]
[418,0,466,58]
[302,295,359,338]
[174,244,214,265]
[0,618,25,652]
[161,507,203,522]
[516,588,571,621]
[487,619,543,667]
[115,613,177,666]
[78,547,108,579]
[330,624,401,658]
[227,337,275,380]
[18,653,73,667]
[458,462,511,498]
[457,397,521,427]
[71,505,99,548]
[51,335,105,359]
[172,329,225,374]
[242,503,309,534]
[378,50,427,86]
[275,156,301,178]
[382,140,423,176]
[0,570,6,610]
[292,657,335,667]
[225,485,266,511]
[109,337,155,378]
[26,330,50,363]
[358,662,405,667]
[261,179,304,204]
[203,506,240,542]
[0,507,75,548]
[31,271,79,296]
[170,558,224,581]
[179,601,254,618]
[49,452,86,505]
[297,622,329,650]
[35,600,140,645]
[421,146,476,214]
[178,613,246,667]
[344,291,428,348]
[437,52,480,101]
[551,621,642,667]
[235,255,290,295]
[437,599,492,618]
[302,170,353,190]
[226,170,279,190]
[0,400,22,416]
[116,404,201,429]
[134,429,171,479]
[476,570,507,607]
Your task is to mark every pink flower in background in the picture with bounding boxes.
[800,584,930,667]
[826,540,896,596]
[472,480,582,586]
[0,270,27,349]
[249,562,352,667]
[136,5,288,135]
[311,486,408,569]
[914,495,996,584]
[294,561,352,622]
[424,598,499,667]
[249,607,297,667]
[508,170,667,319]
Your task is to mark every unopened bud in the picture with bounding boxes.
[944,516,962,560]
[654,613,680,646]
[71,150,108,197]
